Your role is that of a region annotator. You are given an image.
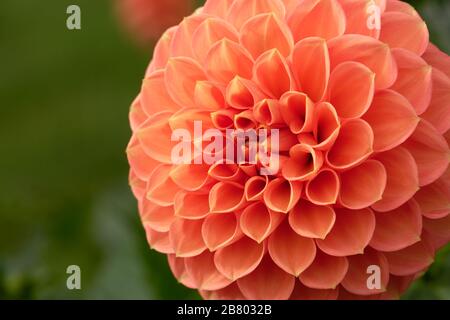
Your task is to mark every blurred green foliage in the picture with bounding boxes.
[0,0,448,299]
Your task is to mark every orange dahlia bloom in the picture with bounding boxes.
[127,0,450,299]
[116,0,193,43]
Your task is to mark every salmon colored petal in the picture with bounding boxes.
[289,199,336,239]
[194,81,225,111]
[129,170,147,201]
[290,281,339,300]
[338,0,384,39]
[253,99,284,126]
[147,27,177,74]
[268,219,317,276]
[403,120,450,186]
[277,129,300,152]
[328,61,375,119]
[169,218,206,257]
[370,200,422,252]
[170,14,209,58]
[362,90,418,152]
[316,208,375,257]
[372,147,419,212]
[291,37,330,102]
[141,70,181,115]
[170,163,211,192]
[234,109,257,130]
[208,163,245,182]
[326,119,373,170]
[415,178,450,219]
[200,283,246,300]
[137,111,175,164]
[192,18,238,63]
[214,236,265,280]
[263,178,303,213]
[174,192,210,220]
[288,0,346,42]
[167,255,196,289]
[165,57,206,109]
[226,76,265,110]
[202,212,242,251]
[338,288,380,300]
[237,256,295,300]
[299,250,348,289]
[383,240,434,276]
[144,225,174,254]
[385,0,417,16]
[305,169,340,205]
[205,39,254,85]
[390,49,432,115]
[244,176,268,201]
[421,68,450,134]
[422,43,450,79]
[279,92,315,134]
[379,274,415,300]
[202,0,234,19]
[240,13,293,59]
[328,34,397,89]
[341,248,389,295]
[141,202,175,232]
[311,102,340,151]
[282,144,323,181]
[240,202,284,243]
[126,136,160,180]
[423,215,450,250]
[184,251,232,290]
[209,181,246,213]
[227,0,286,30]
[210,109,236,130]
[339,160,387,210]
[146,165,180,206]
[380,12,428,56]
[253,49,294,99]
[129,96,147,132]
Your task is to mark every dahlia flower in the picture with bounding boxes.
[127,0,450,300]
[116,0,192,43]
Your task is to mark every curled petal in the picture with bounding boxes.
[244,176,268,201]
[205,39,254,85]
[370,200,422,252]
[268,220,317,276]
[168,255,196,289]
[328,61,375,119]
[237,256,295,300]
[421,68,450,134]
[423,215,450,250]
[326,119,373,170]
[141,70,181,115]
[209,181,246,213]
[234,109,257,130]
[227,0,286,30]
[240,13,294,59]
[291,37,330,101]
[141,202,175,232]
[341,248,389,295]
[263,178,303,213]
[282,144,323,181]
[169,218,206,257]
[363,90,418,152]
[226,76,265,110]
[305,169,340,205]
[311,102,340,151]
[299,250,348,289]
[170,14,209,58]
[328,34,397,89]
[339,160,387,210]
[290,281,339,300]
[202,212,243,251]
[170,163,211,192]
[129,96,147,132]
[384,240,434,276]
[385,0,417,16]
[280,92,315,134]
[208,163,245,182]
[174,192,210,220]
[165,57,206,109]
[288,0,346,42]
[372,147,419,212]
[253,99,284,126]
[254,49,294,99]
[316,208,375,257]
[380,12,428,56]
[390,49,432,115]
[192,18,238,63]
[184,251,232,290]
[214,236,265,280]
[194,81,225,111]
[403,120,450,186]
[202,0,234,19]
[415,177,450,219]
[422,43,450,79]
[146,165,180,206]
[147,27,177,74]
[210,109,236,130]
[127,136,160,180]
[289,199,336,239]
[129,170,147,201]
[240,202,284,243]
[145,225,174,254]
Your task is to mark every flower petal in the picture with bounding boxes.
[244,175,268,201]
[169,218,206,257]
[226,76,265,110]
[209,181,246,213]
[305,169,340,205]
[202,212,242,251]
[168,255,196,289]
[263,178,303,213]
[383,240,434,276]
[311,102,341,151]
[290,281,339,300]
[141,70,181,115]
[141,202,175,232]
[240,202,284,243]
[170,163,211,192]
[279,91,315,134]
[422,43,450,79]
[282,144,323,181]
[414,177,450,220]
[174,192,210,220]
[227,0,286,30]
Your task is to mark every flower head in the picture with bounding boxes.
[128,0,450,299]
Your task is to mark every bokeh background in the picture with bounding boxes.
[0,0,448,299]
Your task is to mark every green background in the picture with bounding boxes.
[0,0,448,299]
